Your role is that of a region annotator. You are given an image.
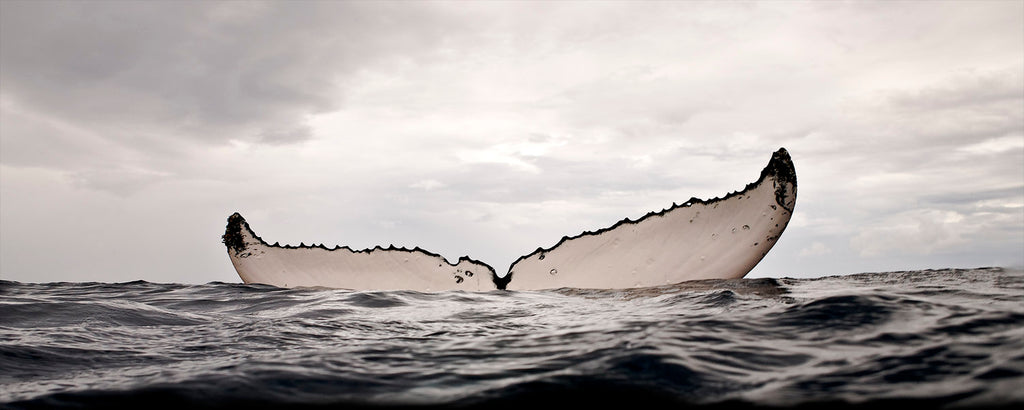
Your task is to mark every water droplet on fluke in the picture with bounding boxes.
[549,268,558,275]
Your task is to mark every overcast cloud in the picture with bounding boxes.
[2,0,1021,284]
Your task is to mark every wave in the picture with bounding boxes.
[2,267,1022,409]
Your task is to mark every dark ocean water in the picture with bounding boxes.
[2,267,1022,410]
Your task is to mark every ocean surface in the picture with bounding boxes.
[2,267,1022,409]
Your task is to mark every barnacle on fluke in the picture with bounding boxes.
[223,148,797,291]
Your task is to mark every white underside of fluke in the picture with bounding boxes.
[223,148,796,291]
[226,242,496,292]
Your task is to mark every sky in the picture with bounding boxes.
[1,0,1022,285]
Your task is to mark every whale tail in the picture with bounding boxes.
[224,148,796,291]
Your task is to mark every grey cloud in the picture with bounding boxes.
[0,104,115,169]
[0,1,464,151]
[792,67,1023,179]
[922,186,1024,208]
[539,68,728,138]
[68,167,171,197]
[1,1,474,196]
[259,124,314,145]
[871,67,1023,146]
[885,68,1023,112]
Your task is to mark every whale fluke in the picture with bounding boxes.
[223,148,796,291]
